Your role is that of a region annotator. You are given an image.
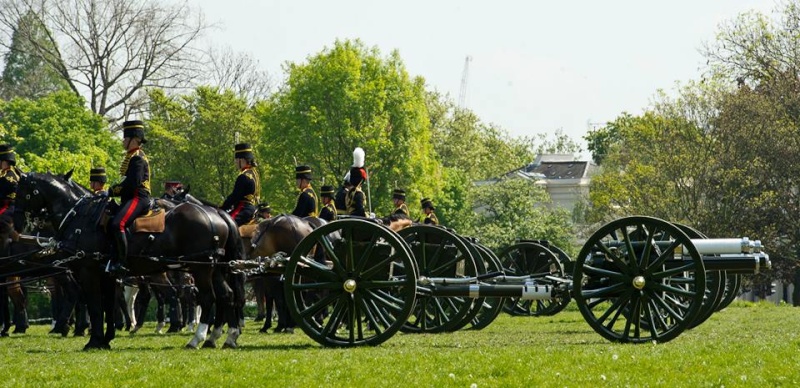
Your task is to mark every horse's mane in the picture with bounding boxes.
[25,171,92,199]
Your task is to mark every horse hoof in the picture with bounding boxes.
[12,328,26,334]
[201,340,216,349]
[74,331,85,337]
[185,343,198,350]
[83,342,104,351]
[0,332,9,337]
[222,342,237,349]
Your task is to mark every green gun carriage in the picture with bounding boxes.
[274,215,768,347]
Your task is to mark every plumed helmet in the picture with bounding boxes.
[352,147,365,168]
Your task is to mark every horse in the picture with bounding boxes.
[14,171,245,350]
[248,214,336,333]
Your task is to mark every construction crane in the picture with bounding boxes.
[458,55,472,109]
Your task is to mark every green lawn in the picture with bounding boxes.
[1,301,798,387]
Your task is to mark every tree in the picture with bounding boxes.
[0,0,209,121]
[0,90,118,181]
[534,128,582,156]
[0,10,68,99]
[145,86,262,203]
[204,46,272,106]
[467,178,574,254]
[261,39,439,215]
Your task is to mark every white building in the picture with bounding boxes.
[480,154,596,213]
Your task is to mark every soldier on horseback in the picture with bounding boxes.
[161,181,184,200]
[221,143,260,226]
[291,165,317,218]
[420,198,439,226]
[0,145,18,223]
[345,147,367,217]
[89,167,108,195]
[318,185,336,222]
[391,189,410,218]
[107,120,152,276]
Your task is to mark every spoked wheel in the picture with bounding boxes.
[468,243,506,330]
[442,237,488,331]
[284,219,418,347]
[498,241,567,316]
[572,216,706,343]
[397,225,478,333]
[715,274,742,311]
[672,224,726,330]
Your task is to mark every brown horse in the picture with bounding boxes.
[14,172,245,350]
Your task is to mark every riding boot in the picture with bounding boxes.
[109,231,129,276]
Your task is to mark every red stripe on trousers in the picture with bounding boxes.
[119,195,140,232]
[230,202,245,220]
[0,202,8,216]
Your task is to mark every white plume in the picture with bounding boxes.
[343,171,351,184]
[352,147,365,168]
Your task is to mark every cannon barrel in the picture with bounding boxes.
[603,237,761,255]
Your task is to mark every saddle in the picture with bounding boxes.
[238,220,258,239]
[132,208,166,233]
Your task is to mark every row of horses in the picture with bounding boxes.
[0,170,319,350]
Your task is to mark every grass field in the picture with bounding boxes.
[1,301,798,387]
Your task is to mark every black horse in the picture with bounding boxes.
[14,171,245,350]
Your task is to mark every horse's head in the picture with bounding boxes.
[15,171,91,232]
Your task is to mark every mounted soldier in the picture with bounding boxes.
[107,120,152,276]
[420,197,439,226]
[391,189,410,219]
[89,167,108,195]
[345,147,367,217]
[161,181,184,201]
[256,202,272,222]
[291,165,317,218]
[221,143,260,227]
[0,144,19,226]
[318,185,336,222]
[334,173,351,215]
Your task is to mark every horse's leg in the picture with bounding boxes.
[253,277,266,322]
[134,283,151,332]
[152,282,166,334]
[102,274,117,348]
[204,268,231,348]
[114,283,130,331]
[164,275,183,333]
[186,270,214,349]
[0,280,9,336]
[9,278,29,334]
[79,267,107,350]
[124,284,139,333]
[223,272,245,348]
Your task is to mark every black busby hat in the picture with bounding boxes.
[90,167,107,183]
[122,120,146,144]
[295,165,313,180]
[257,202,271,213]
[321,185,335,198]
[0,144,16,166]
[392,188,406,201]
[421,197,435,210]
[234,143,254,160]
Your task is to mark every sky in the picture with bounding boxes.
[195,0,779,158]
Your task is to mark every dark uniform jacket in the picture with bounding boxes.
[292,186,317,218]
[222,167,259,226]
[422,212,439,226]
[0,167,19,216]
[111,148,151,201]
[393,203,410,218]
[222,167,260,212]
[346,187,366,217]
[334,186,348,214]
[319,202,337,222]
